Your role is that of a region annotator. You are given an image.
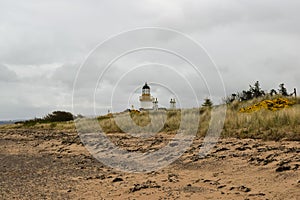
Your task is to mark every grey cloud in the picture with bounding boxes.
[51,63,79,89]
[163,0,300,35]
[0,64,18,82]
[0,0,299,119]
[0,0,158,65]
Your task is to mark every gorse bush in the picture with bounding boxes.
[239,98,295,112]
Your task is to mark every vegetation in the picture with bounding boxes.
[239,98,295,112]
[1,81,299,141]
[202,98,213,108]
[223,81,299,141]
[44,111,73,122]
[14,111,75,127]
[90,97,299,141]
[225,81,295,103]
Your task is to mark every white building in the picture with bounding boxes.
[170,98,176,109]
[153,98,158,111]
[139,83,154,110]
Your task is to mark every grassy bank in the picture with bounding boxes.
[223,99,300,141]
[95,96,300,141]
[2,96,299,141]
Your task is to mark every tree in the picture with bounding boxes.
[202,98,213,108]
[270,89,277,96]
[224,81,292,104]
[239,90,253,101]
[250,81,265,98]
[278,83,288,96]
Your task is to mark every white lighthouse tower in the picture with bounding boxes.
[139,83,154,110]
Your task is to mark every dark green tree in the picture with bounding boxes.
[278,83,288,96]
[270,89,277,96]
[250,81,265,98]
[239,90,253,101]
[202,98,213,108]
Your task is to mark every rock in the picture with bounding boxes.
[169,142,178,147]
[129,180,160,193]
[229,186,251,192]
[292,164,299,170]
[275,165,291,172]
[192,156,199,162]
[112,177,124,182]
[236,146,251,151]
[278,160,290,166]
[252,143,262,148]
[218,155,226,159]
[263,158,276,165]
[215,147,230,153]
[284,147,300,153]
[183,185,204,193]
[257,148,267,152]
[217,185,226,189]
[95,174,106,180]
[168,173,178,182]
[249,193,266,196]
[238,186,251,192]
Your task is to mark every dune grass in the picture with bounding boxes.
[0,121,76,131]
[94,96,300,141]
[2,96,299,141]
[223,100,300,141]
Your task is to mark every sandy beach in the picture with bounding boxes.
[0,128,299,199]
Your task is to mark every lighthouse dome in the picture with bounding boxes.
[142,83,150,89]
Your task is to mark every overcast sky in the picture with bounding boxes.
[1,0,299,120]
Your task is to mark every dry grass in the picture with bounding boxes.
[224,106,300,140]
[95,96,300,141]
[223,97,300,141]
[2,96,299,141]
[0,121,76,131]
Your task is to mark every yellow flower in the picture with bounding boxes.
[239,98,295,113]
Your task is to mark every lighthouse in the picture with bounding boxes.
[139,83,154,110]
